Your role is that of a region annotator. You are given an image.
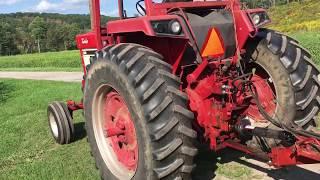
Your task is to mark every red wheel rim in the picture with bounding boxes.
[103,91,138,172]
[246,69,277,122]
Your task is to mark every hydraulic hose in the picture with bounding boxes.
[249,86,320,140]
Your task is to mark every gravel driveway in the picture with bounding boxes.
[0,72,82,82]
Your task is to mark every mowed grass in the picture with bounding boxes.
[290,31,320,64]
[0,79,100,180]
[0,51,82,72]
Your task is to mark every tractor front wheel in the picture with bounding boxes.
[47,101,74,144]
[84,44,197,180]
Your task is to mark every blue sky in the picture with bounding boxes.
[0,0,138,16]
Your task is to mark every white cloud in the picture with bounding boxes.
[35,0,59,12]
[0,0,21,5]
[35,0,88,13]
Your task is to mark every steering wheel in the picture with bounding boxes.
[136,0,146,16]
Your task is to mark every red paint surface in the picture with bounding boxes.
[104,91,138,171]
[246,74,276,122]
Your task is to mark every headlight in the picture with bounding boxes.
[151,20,183,36]
[169,20,182,35]
[153,22,166,34]
[252,14,261,25]
[249,11,271,27]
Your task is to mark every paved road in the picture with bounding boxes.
[0,72,82,82]
[0,71,319,179]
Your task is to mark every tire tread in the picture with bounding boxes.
[265,30,320,128]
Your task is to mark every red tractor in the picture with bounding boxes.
[47,0,320,179]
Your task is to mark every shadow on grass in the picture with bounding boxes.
[192,146,218,180]
[192,147,320,180]
[73,122,87,142]
[0,81,13,104]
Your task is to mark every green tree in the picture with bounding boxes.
[29,16,47,53]
[0,13,117,56]
[16,27,34,54]
[46,25,65,51]
[0,22,18,56]
[62,23,82,50]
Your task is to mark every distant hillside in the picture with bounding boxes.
[0,13,116,56]
[0,13,116,31]
[268,0,320,32]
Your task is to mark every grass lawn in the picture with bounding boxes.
[0,51,82,72]
[0,79,99,180]
[290,31,320,64]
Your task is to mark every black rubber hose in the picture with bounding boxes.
[249,86,320,140]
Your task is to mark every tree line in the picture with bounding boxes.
[0,13,115,56]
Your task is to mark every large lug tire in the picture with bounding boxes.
[245,29,320,130]
[84,43,198,180]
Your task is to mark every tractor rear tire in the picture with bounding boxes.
[84,43,197,180]
[245,29,320,130]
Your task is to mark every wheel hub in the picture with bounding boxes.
[49,113,59,138]
[246,72,277,122]
[103,91,138,171]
